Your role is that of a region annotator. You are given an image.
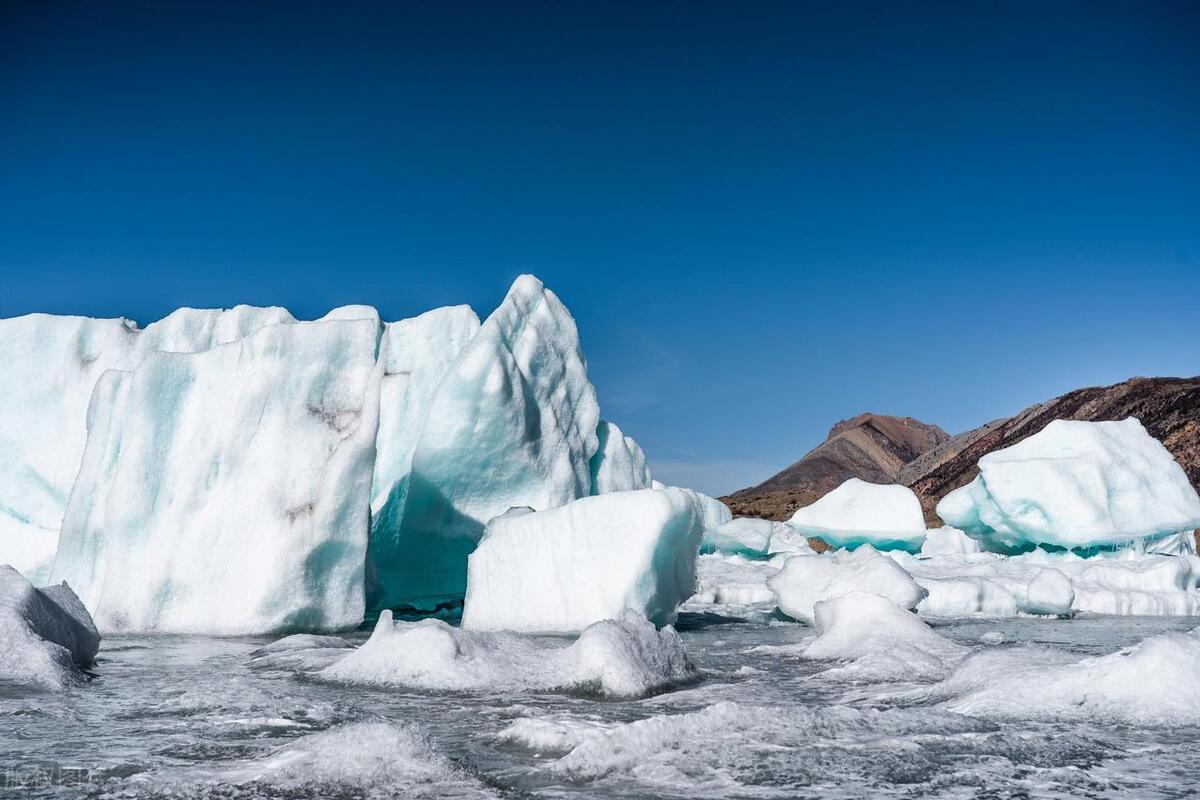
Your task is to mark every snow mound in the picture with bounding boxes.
[768,545,927,624]
[462,488,702,633]
[919,627,1200,725]
[320,611,695,698]
[588,420,653,495]
[800,592,966,681]
[937,418,1200,553]
[51,318,382,634]
[0,565,100,688]
[375,275,601,611]
[787,478,927,552]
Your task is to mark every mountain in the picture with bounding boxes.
[722,413,949,520]
[723,376,1200,525]
[901,376,1200,523]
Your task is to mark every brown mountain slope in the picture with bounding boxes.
[901,375,1200,524]
[723,413,948,520]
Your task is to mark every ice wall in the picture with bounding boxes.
[51,319,382,634]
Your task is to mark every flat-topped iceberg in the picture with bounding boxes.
[0,565,100,688]
[937,418,1200,553]
[787,478,927,552]
[372,275,601,611]
[52,318,382,634]
[462,488,703,633]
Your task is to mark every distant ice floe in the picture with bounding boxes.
[938,418,1200,553]
[787,478,927,552]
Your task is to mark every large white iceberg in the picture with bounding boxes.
[787,478,927,552]
[320,610,695,698]
[0,565,100,688]
[372,276,601,611]
[768,545,926,624]
[0,306,296,581]
[937,418,1200,553]
[588,420,652,495]
[51,319,382,634]
[462,487,703,632]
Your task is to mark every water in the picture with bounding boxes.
[2,614,1198,799]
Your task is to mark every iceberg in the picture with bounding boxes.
[0,306,296,581]
[51,318,382,634]
[462,488,703,632]
[937,418,1200,553]
[0,565,100,688]
[588,420,653,495]
[787,478,927,552]
[320,610,695,698]
[768,545,926,624]
[686,552,784,610]
[371,276,601,611]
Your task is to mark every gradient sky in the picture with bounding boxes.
[3,1,1198,495]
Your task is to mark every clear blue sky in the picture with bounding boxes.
[3,2,1198,495]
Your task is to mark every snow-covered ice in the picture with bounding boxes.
[462,488,702,632]
[320,610,695,698]
[372,275,601,611]
[937,418,1200,553]
[51,318,382,634]
[768,545,927,624]
[588,420,653,495]
[0,565,99,688]
[787,478,927,552]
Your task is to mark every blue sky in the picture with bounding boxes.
[3,1,1198,495]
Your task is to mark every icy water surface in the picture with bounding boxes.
[2,614,1198,799]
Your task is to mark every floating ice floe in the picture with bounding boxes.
[787,478,927,552]
[0,565,100,688]
[687,552,786,610]
[320,610,695,698]
[371,275,601,612]
[769,545,926,624]
[702,517,812,558]
[913,626,1200,726]
[51,318,382,634]
[462,488,703,632]
[797,592,966,681]
[0,306,296,581]
[588,420,653,495]
[937,418,1200,553]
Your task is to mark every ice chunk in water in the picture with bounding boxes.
[937,418,1200,553]
[372,276,601,611]
[320,610,694,698]
[703,518,810,558]
[768,545,926,624]
[919,527,981,557]
[787,478,927,552]
[462,488,703,632]
[51,319,382,634]
[588,420,653,495]
[0,565,99,688]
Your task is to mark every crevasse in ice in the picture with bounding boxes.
[937,418,1200,553]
